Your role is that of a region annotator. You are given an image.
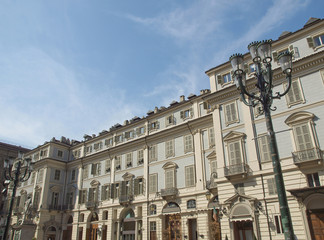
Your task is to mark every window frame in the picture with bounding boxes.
[149,174,158,194]
[54,169,61,181]
[165,139,175,158]
[185,165,196,187]
[258,134,271,163]
[223,100,239,126]
[283,78,305,107]
[184,134,193,153]
[126,153,133,168]
[149,145,157,162]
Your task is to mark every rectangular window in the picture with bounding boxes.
[258,134,271,162]
[136,126,146,136]
[165,140,174,158]
[83,165,89,179]
[31,172,36,185]
[180,108,193,120]
[115,156,121,171]
[79,190,87,204]
[51,192,59,208]
[224,101,238,125]
[166,115,175,126]
[293,123,314,152]
[125,130,135,139]
[149,174,157,193]
[149,121,160,131]
[267,178,277,195]
[91,163,101,176]
[57,150,63,158]
[101,185,110,201]
[149,145,157,162]
[274,215,284,234]
[185,165,195,187]
[165,169,175,189]
[314,34,324,47]
[71,169,76,181]
[134,177,144,195]
[184,135,193,153]
[234,183,244,195]
[249,63,257,73]
[137,149,144,165]
[54,170,61,181]
[210,160,217,175]
[126,153,133,168]
[228,141,242,166]
[86,146,92,154]
[115,134,123,144]
[104,138,113,147]
[66,192,74,205]
[105,159,111,173]
[40,149,47,158]
[307,173,320,187]
[73,149,81,158]
[94,142,103,151]
[209,128,215,148]
[37,169,44,183]
[284,79,304,106]
[150,221,157,239]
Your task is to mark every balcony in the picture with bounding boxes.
[119,194,133,205]
[161,187,178,199]
[292,147,323,166]
[224,163,249,180]
[85,201,98,210]
[62,204,74,211]
[48,204,61,211]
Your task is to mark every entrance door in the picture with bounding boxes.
[233,221,253,240]
[164,214,182,240]
[188,219,197,240]
[90,224,98,240]
[62,226,73,240]
[308,210,324,240]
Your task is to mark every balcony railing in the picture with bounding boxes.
[292,147,323,165]
[62,204,74,211]
[224,163,249,178]
[119,194,133,204]
[48,204,61,211]
[161,188,178,198]
[85,201,98,209]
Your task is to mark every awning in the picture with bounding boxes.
[230,215,253,222]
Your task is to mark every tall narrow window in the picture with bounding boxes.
[115,156,121,171]
[149,174,157,193]
[307,173,320,187]
[54,170,61,181]
[105,159,111,173]
[185,165,195,187]
[267,178,277,195]
[184,135,193,153]
[228,141,242,166]
[165,140,174,158]
[274,215,284,234]
[149,145,157,162]
[258,134,271,162]
[224,101,238,125]
[165,169,175,189]
[284,79,304,107]
[126,153,133,168]
[137,149,144,165]
[209,128,215,148]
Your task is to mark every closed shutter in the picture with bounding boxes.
[294,124,313,151]
[101,186,106,201]
[165,170,174,189]
[121,181,127,196]
[229,142,242,165]
[209,128,215,147]
[110,184,115,199]
[83,165,88,179]
[185,166,195,187]
[88,188,94,202]
[149,175,157,193]
[210,160,217,174]
[267,178,277,195]
[134,178,139,196]
[98,163,101,175]
[259,135,271,162]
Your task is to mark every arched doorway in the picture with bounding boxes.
[120,209,136,240]
[45,226,56,240]
[304,193,324,239]
[62,215,73,240]
[230,203,254,240]
[86,212,99,240]
[162,202,181,240]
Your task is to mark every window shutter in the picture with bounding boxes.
[88,188,94,201]
[210,160,217,174]
[180,111,184,119]
[165,170,174,189]
[216,74,222,84]
[225,104,231,123]
[79,191,83,204]
[294,124,313,151]
[259,135,271,162]
[230,103,237,122]
[272,51,278,61]
[189,108,194,117]
[244,63,249,74]
[292,81,302,102]
[156,121,160,129]
[307,36,314,48]
[136,128,140,135]
[134,179,139,195]
[98,163,101,175]
[110,184,115,199]
[91,164,95,175]
[267,178,277,195]
[229,142,241,165]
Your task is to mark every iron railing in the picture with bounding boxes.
[292,147,323,164]
[161,187,178,197]
[224,163,249,177]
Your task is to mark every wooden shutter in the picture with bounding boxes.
[134,178,139,196]
[101,186,106,200]
[294,124,313,151]
[121,181,127,196]
[83,165,88,179]
[88,188,94,201]
[307,36,314,48]
[110,184,115,199]
[259,135,271,162]
[267,178,277,195]
[216,74,222,84]
[180,111,184,119]
[165,170,174,188]
[229,142,241,165]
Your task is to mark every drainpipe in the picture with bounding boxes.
[248,98,272,240]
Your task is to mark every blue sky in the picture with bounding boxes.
[0,0,323,148]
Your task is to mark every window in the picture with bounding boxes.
[54,170,61,181]
[73,149,81,158]
[293,123,314,152]
[284,79,305,107]
[307,173,320,187]
[165,169,175,189]
[111,183,120,199]
[79,190,87,204]
[209,128,215,148]
[267,178,277,195]
[134,177,144,195]
[184,135,193,153]
[166,115,175,126]
[217,72,232,85]
[224,101,239,125]
[94,142,103,151]
[91,163,101,176]
[149,174,157,193]
[101,185,110,201]
[40,149,47,158]
[79,214,84,222]
[137,149,144,165]
[136,126,146,136]
[57,150,63,158]
[210,160,217,175]
[258,134,271,162]
[103,211,108,220]
[86,146,92,154]
[104,138,113,147]
[125,130,135,140]
[66,192,74,205]
[37,169,44,183]
[71,169,76,181]
[150,221,157,240]
[165,140,174,158]
[185,165,195,187]
[149,205,157,215]
[187,200,196,209]
[149,121,159,132]
[51,192,59,208]
[234,183,244,195]
[274,215,284,234]
[83,165,89,179]
[228,141,243,166]
[149,145,157,162]
[31,172,36,185]
[105,159,111,173]
[249,63,257,74]
[126,153,133,168]
[115,156,121,171]
[180,108,193,120]
[88,188,98,202]
[115,134,123,144]
[307,34,324,48]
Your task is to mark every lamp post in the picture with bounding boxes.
[229,40,295,240]
[3,153,34,240]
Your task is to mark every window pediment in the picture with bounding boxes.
[162,162,178,170]
[285,111,315,126]
[50,185,62,193]
[223,131,246,142]
[207,150,216,160]
[122,172,135,180]
[90,179,100,187]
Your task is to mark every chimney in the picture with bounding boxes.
[180,95,185,102]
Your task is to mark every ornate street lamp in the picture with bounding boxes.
[3,153,34,240]
[230,40,295,240]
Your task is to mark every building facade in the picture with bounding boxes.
[5,17,324,240]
